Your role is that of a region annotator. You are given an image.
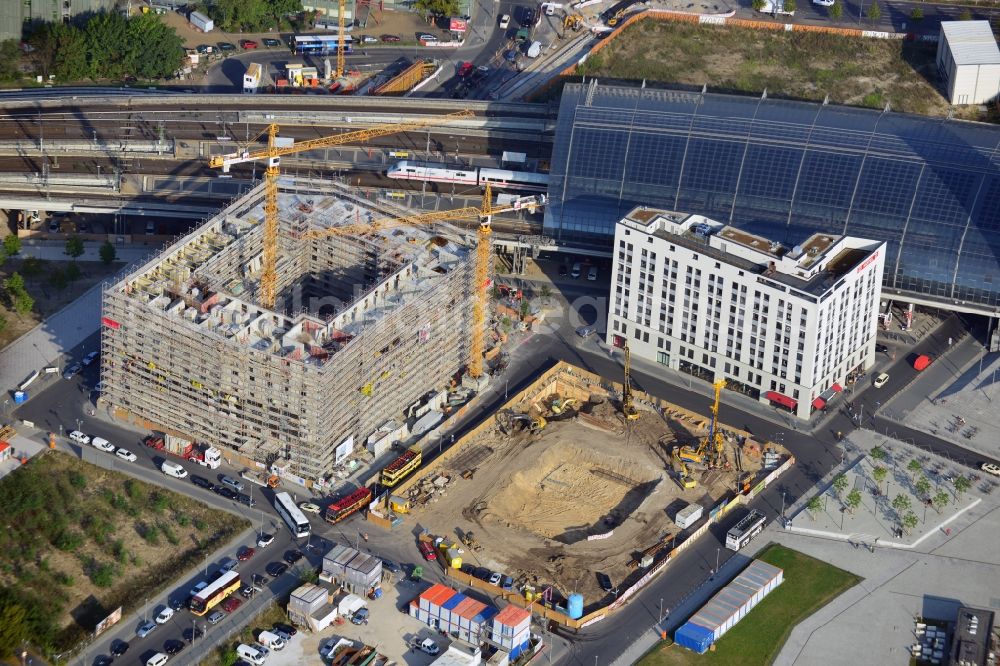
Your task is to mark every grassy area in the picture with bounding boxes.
[0,451,249,656]
[576,21,961,118]
[0,256,123,350]
[640,543,862,666]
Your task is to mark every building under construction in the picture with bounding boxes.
[100,178,479,482]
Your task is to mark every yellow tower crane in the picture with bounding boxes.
[300,185,547,379]
[207,109,474,308]
[622,342,639,420]
[337,0,347,79]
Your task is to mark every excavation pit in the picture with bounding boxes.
[484,443,661,544]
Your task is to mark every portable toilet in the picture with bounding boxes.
[567,593,584,619]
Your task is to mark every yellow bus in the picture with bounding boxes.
[189,571,241,616]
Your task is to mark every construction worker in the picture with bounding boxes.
[836,431,843,441]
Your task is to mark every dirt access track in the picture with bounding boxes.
[400,362,786,608]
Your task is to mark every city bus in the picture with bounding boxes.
[724,509,767,551]
[189,571,241,616]
[292,34,353,55]
[274,491,311,538]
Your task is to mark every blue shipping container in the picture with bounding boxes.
[675,622,714,654]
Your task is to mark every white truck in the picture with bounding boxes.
[526,41,543,58]
[243,63,261,94]
[189,10,214,32]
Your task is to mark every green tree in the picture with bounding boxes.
[902,511,918,534]
[52,24,89,81]
[49,267,68,291]
[866,1,881,23]
[15,289,35,316]
[519,299,531,319]
[539,284,552,303]
[872,465,887,487]
[832,474,848,498]
[752,0,766,10]
[90,562,115,588]
[891,493,911,515]
[907,458,922,479]
[126,13,184,80]
[783,0,797,12]
[910,6,923,20]
[0,40,22,82]
[220,648,239,666]
[806,496,823,519]
[915,475,931,500]
[0,600,30,656]
[65,236,85,259]
[2,235,20,257]
[958,8,973,20]
[3,272,24,295]
[20,256,42,277]
[84,11,131,80]
[870,446,888,463]
[414,0,460,19]
[932,490,950,513]
[953,475,971,498]
[830,1,843,19]
[845,488,862,514]
[100,241,117,265]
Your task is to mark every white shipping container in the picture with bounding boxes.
[675,503,704,529]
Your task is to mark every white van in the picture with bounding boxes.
[146,654,169,666]
[236,644,267,665]
[257,630,286,650]
[570,262,582,278]
[161,461,188,479]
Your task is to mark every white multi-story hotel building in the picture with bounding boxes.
[608,208,886,419]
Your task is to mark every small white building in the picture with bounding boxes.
[608,208,885,420]
[936,21,1000,105]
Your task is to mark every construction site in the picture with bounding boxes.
[397,362,789,607]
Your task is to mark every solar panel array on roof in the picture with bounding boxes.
[546,81,1000,312]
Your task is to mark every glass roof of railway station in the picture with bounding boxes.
[544,81,1000,312]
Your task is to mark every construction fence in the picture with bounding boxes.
[395,360,794,630]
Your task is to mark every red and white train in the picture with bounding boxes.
[386,161,549,192]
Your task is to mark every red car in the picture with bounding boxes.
[237,546,255,561]
[240,40,258,49]
[221,597,242,613]
[457,62,474,78]
[418,540,437,561]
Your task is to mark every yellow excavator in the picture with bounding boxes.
[675,379,727,466]
[550,396,579,415]
[672,447,697,489]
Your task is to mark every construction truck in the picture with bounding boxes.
[461,531,483,552]
[563,14,583,31]
[240,468,279,488]
[672,447,697,489]
[145,434,222,469]
[441,544,463,569]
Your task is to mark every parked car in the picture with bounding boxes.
[587,266,599,281]
[575,326,594,338]
[596,571,613,592]
[813,0,835,5]
[215,486,238,500]
[982,462,1000,477]
[237,493,255,507]
[351,608,369,625]
[457,61,474,77]
[257,532,274,548]
[183,626,203,641]
[207,610,226,625]
[69,430,91,445]
[262,37,281,47]
[417,541,437,561]
[237,546,256,561]
[360,35,379,43]
[164,639,186,655]
[522,7,535,24]
[136,620,157,638]
[504,49,518,63]
[875,343,889,353]
[115,448,137,462]
[501,575,514,591]
[283,549,303,565]
[418,33,438,42]
[221,597,242,613]
[273,622,297,637]
[381,34,401,42]
[419,638,440,655]
[220,557,239,573]
[299,502,321,514]
[239,39,258,49]
[155,607,174,624]
[168,597,186,612]
[558,264,568,276]
[195,44,212,54]
[216,42,237,51]
[82,351,99,366]
[191,475,213,489]
[240,583,255,598]
[91,437,115,453]
[382,559,402,574]
[63,362,82,379]
[110,640,129,657]
[474,567,492,581]
[190,581,208,597]
[265,562,288,577]
[499,13,511,28]
[488,571,503,586]
[873,372,889,388]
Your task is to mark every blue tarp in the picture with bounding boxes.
[674,622,714,654]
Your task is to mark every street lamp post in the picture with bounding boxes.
[715,547,720,576]
[659,597,663,622]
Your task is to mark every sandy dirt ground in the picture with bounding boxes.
[405,396,779,606]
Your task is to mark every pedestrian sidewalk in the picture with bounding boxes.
[18,239,158,264]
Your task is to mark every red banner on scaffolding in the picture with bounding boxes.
[449,17,468,32]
